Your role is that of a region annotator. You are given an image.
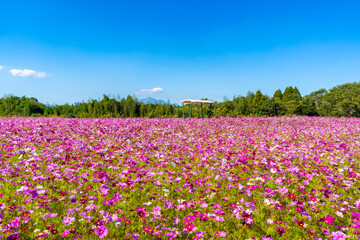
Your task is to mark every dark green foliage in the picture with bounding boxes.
[273,89,283,102]
[259,99,280,116]
[282,86,302,115]
[252,90,269,115]
[0,95,45,116]
[317,83,360,117]
[0,95,177,118]
[1,82,360,118]
[301,97,318,116]
[271,89,286,115]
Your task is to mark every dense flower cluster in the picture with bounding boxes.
[0,117,359,239]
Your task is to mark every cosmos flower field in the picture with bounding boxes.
[0,117,360,240]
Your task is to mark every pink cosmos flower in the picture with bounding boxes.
[184,215,196,223]
[196,231,206,237]
[321,226,330,236]
[214,231,226,237]
[164,200,172,208]
[173,217,180,225]
[95,225,108,239]
[99,188,109,196]
[332,231,348,240]
[245,217,254,225]
[279,187,288,194]
[85,203,96,212]
[152,206,161,212]
[310,197,317,202]
[335,211,344,218]
[62,216,75,225]
[6,233,20,240]
[132,233,140,239]
[213,209,225,215]
[62,230,70,237]
[305,174,313,181]
[214,216,224,222]
[324,215,335,225]
[353,211,360,220]
[275,178,282,184]
[200,202,208,208]
[350,223,360,228]
[184,223,196,231]
[276,226,286,235]
[200,214,210,221]
[4,217,20,231]
[67,208,75,216]
[166,232,178,239]
[354,199,360,208]
[143,226,153,233]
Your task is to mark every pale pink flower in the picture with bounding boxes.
[335,211,344,218]
[279,187,288,194]
[266,219,273,224]
[62,216,75,225]
[200,202,208,208]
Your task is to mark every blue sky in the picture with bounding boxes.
[1,0,360,104]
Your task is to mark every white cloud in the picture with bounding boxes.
[9,69,46,78]
[0,66,3,70]
[136,87,163,95]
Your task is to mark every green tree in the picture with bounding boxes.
[252,90,268,115]
[282,86,302,115]
[273,89,283,102]
[301,96,318,116]
[259,99,280,116]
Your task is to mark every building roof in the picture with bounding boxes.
[180,99,215,104]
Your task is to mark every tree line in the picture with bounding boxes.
[1,82,360,118]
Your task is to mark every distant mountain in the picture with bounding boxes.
[137,97,167,105]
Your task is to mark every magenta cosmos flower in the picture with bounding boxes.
[62,230,70,237]
[184,223,196,231]
[184,215,196,224]
[95,225,108,239]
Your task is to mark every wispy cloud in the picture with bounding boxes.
[0,66,3,70]
[9,69,46,78]
[136,87,163,95]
